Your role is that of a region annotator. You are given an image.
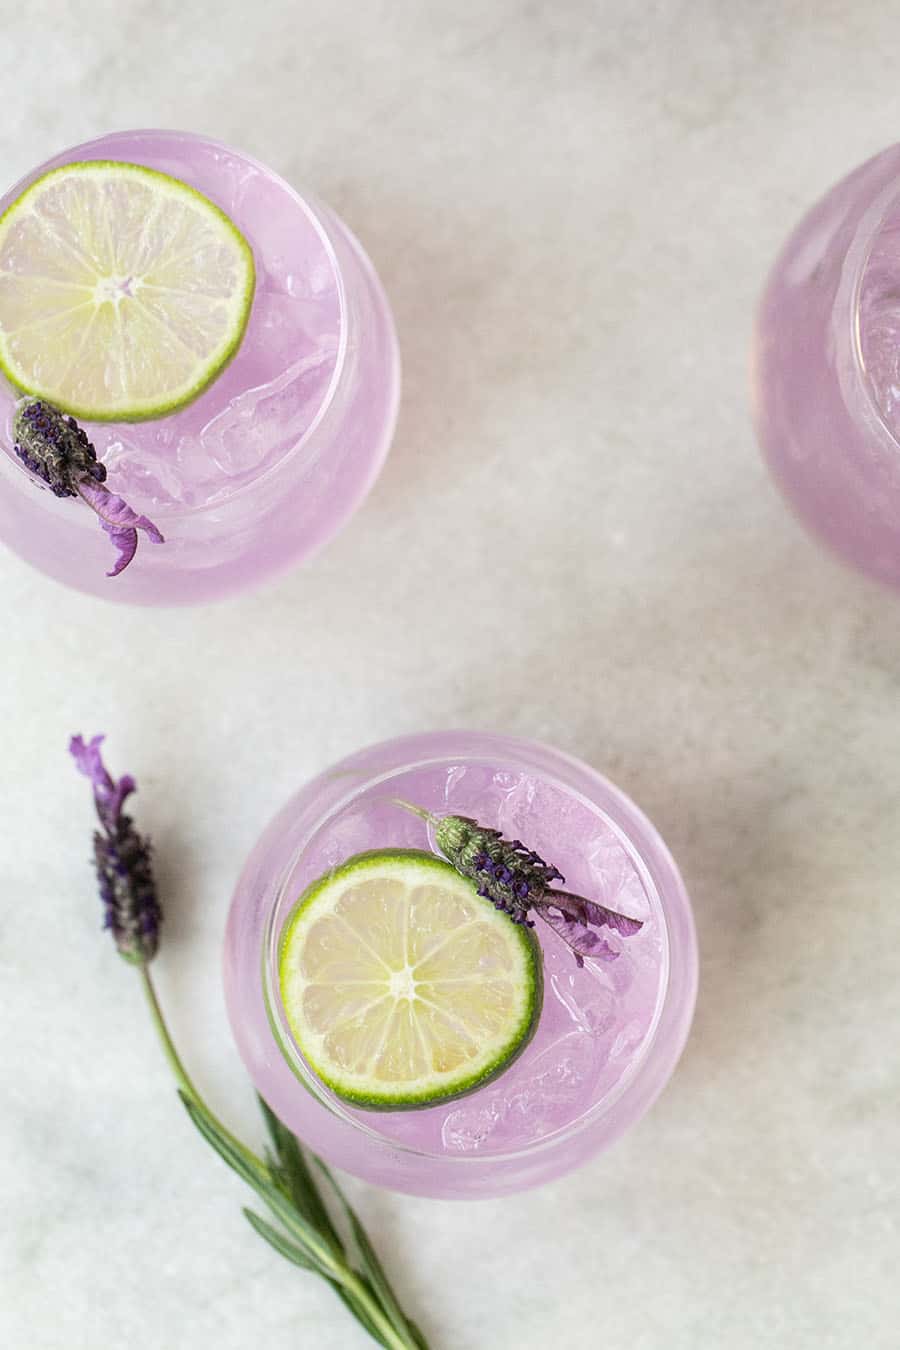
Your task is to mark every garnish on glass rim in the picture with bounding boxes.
[14,400,163,576]
[393,801,644,967]
[70,735,428,1350]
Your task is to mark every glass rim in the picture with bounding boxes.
[0,127,350,522]
[840,171,900,459]
[258,741,676,1169]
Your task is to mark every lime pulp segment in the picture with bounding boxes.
[0,160,255,421]
[278,850,543,1109]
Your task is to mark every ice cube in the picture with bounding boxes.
[100,432,190,507]
[441,1101,504,1152]
[208,151,261,217]
[608,1019,646,1062]
[587,836,649,917]
[550,967,617,1037]
[254,290,340,370]
[441,1033,602,1152]
[442,764,469,804]
[494,777,617,887]
[494,773,537,838]
[251,197,338,301]
[435,767,528,834]
[502,1034,598,1140]
[196,343,337,480]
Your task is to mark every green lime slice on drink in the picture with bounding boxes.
[0,161,255,421]
[278,850,543,1110]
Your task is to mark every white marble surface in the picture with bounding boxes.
[1,3,899,1347]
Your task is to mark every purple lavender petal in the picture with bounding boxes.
[103,523,138,578]
[71,735,160,964]
[534,902,621,968]
[551,889,643,936]
[69,734,113,794]
[69,733,136,831]
[77,480,164,577]
[578,897,643,936]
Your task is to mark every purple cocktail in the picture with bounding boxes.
[0,130,399,603]
[224,731,697,1198]
[754,145,900,586]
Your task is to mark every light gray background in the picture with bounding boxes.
[1,3,897,1347]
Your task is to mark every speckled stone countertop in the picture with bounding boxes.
[1,4,898,1347]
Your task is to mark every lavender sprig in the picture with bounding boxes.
[14,399,163,576]
[394,801,643,967]
[70,733,160,963]
[70,735,426,1350]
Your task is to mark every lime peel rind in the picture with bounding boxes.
[0,160,255,422]
[278,849,543,1111]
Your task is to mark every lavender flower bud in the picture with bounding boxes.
[13,399,107,497]
[70,735,161,964]
[435,815,563,925]
[94,818,160,964]
[12,398,163,576]
[432,811,643,967]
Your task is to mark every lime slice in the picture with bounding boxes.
[0,161,255,421]
[278,849,543,1109]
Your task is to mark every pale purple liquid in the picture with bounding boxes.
[0,131,400,603]
[224,732,697,1197]
[754,145,900,586]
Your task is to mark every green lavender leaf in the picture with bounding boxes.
[333,1280,393,1349]
[180,1091,428,1348]
[178,1092,338,1278]
[317,1158,427,1349]
[177,1091,264,1190]
[245,1208,392,1348]
[408,1321,431,1350]
[243,1208,318,1272]
[257,1094,344,1258]
[260,1099,430,1348]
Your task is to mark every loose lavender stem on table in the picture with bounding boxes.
[70,735,427,1350]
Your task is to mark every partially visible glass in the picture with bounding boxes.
[224,731,698,1198]
[753,145,900,586]
[0,130,400,604]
